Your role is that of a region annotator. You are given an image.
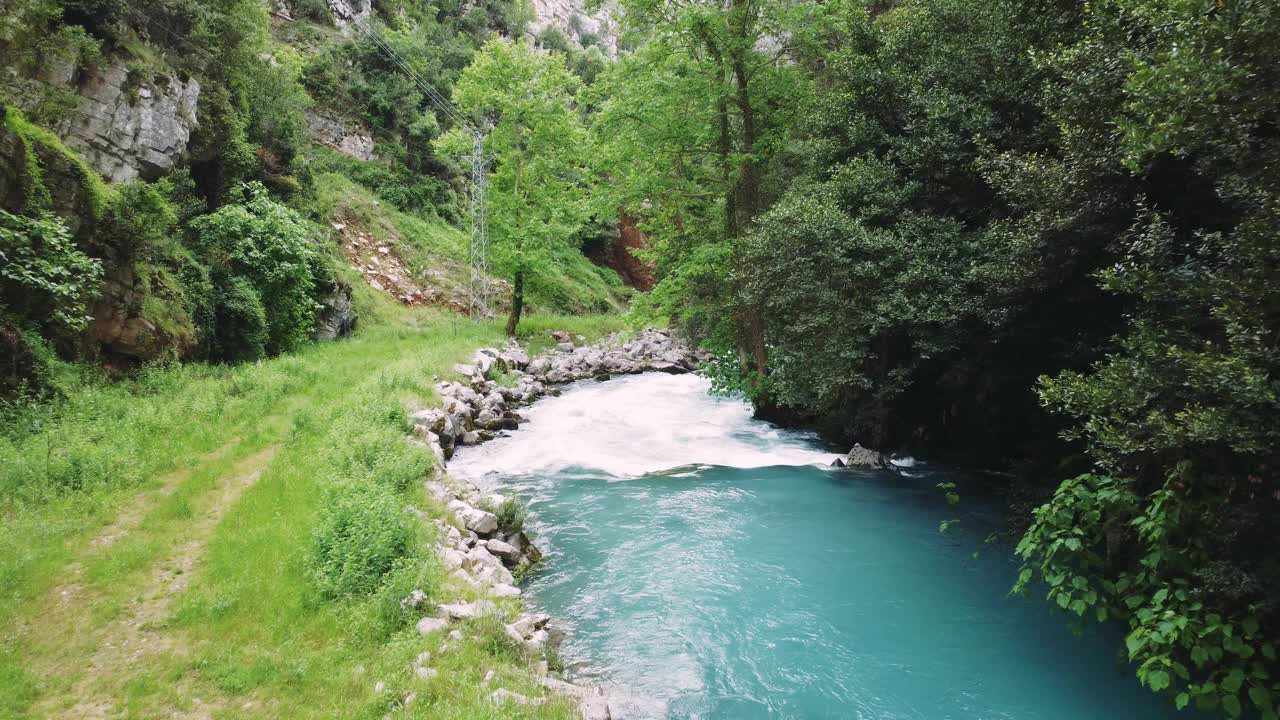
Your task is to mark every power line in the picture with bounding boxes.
[350,19,469,128]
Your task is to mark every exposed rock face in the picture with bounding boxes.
[88,265,197,361]
[527,0,622,57]
[307,111,374,161]
[328,0,372,33]
[615,215,655,290]
[313,283,356,341]
[584,215,656,291]
[57,62,200,183]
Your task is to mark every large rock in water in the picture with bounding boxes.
[55,62,200,183]
[845,443,887,469]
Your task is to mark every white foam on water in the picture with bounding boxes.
[450,373,834,481]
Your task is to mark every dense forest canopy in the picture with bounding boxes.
[0,0,1278,716]
[587,0,1280,716]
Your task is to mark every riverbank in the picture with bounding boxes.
[0,312,625,719]
[405,328,703,718]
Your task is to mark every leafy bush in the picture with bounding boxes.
[538,26,574,54]
[0,211,102,334]
[480,496,528,532]
[286,0,331,23]
[187,182,326,358]
[361,555,444,639]
[307,482,413,599]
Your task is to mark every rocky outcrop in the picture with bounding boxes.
[844,443,887,470]
[328,0,372,34]
[584,216,656,291]
[88,264,196,361]
[306,111,374,161]
[527,0,622,57]
[312,282,356,341]
[56,62,200,183]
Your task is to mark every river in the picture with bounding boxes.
[451,372,1184,720]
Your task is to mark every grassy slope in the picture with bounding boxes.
[0,305,626,719]
[313,169,631,317]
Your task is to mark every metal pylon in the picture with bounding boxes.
[464,129,494,321]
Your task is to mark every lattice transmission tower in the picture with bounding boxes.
[460,128,495,321]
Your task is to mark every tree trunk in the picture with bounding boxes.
[506,270,524,337]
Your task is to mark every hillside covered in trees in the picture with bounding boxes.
[1,0,1278,718]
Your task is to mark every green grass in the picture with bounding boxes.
[311,170,632,318]
[0,309,625,719]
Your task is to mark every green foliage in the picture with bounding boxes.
[1016,474,1279,718]
[285,0,332,24]
[187,182,326,358]
[602,0,1280,714]
[0,210,102,334]
[435,37,591,332]
[538,26,575,54]
[481,496,528,533]
[306,480,413,599]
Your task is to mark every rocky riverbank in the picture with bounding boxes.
[401,328,700,719]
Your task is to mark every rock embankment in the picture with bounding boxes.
[402,328,700,719]
[410,328,699,460]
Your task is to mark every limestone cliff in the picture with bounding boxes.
[55,62,200,183]
[526,0,622,57]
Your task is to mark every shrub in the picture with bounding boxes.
[538,26,574,54]
[187,182,324,358]
[307,482,413,599]
[480,496,528,532]
[0,211,102,334]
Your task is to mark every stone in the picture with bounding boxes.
[306,110,374,161]
[650,361,689,375]
[845,443,887,469]
[416,617,449,636]
[461,507,499,535]
[485,539,518,560]
[449,629,464,641]
[438,600,496,621]
[549,330,572,343]
[443,549,467,570]
[313,283,356,340]
[415,667,438,681]
[414,651,431,667]
[528,357,552,375]
[830,458,846,468]
[556,342,575,353]
[459,431,483,446]
[511,613,551,638]
[492,583,521,597]
[466,545,501,569]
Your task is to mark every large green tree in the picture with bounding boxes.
[587,0,810,402]
[435,37,589,335]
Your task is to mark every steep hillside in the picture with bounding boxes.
[0,0,629,395]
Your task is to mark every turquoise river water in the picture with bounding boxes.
[452,373,1186,720]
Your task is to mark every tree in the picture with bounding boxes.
[435,37,589,336]
[588,0,809,402]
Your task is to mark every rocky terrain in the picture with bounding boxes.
[397,328,701,718]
